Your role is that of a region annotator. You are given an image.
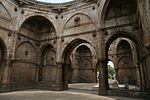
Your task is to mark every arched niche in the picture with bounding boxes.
[39,45,57,83]
[11,42,36,87]
[106,34,141,90]
[15,42,36,62]
[68,45,95,83]
[117,40,132,51]
[19,15,56,40]
[62,38,95,89]
[63,13,95,36]
[103,0,137,29]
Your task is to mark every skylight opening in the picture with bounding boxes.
[36,0,74,3]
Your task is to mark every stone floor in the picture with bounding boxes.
[0,83,146,100]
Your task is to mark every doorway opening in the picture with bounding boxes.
[107,38,141,91]
[62,40,97,94]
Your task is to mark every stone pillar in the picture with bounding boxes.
[56,62,64,90]
[92,55,97,83]
[138,0,150,48]
[63,63,69,90]
[115,69,119,81]
[135,63,141,87]
[35,51,41,85]
[98,59,107,95]
[1,58,12,91]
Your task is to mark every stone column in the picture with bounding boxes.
[97,29,108,95]
[56,62,63,90]
[135,63,140,87]
[62,63,69,90]
[1,58,12,91]
[138,0,150,48]
[98,59,107,95]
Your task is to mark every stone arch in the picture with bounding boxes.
[0,2,12,19]
[99,0,111,28]
[106,30,140,52]
[17,41,36,51]
[116,40,132,52]
[63,13,95,29]
[18,14,56,32]
[105,31,141,67]
[19,15,56,40]
[76,43,97,58]
[76,45,92,57]
[38,44,57,83]
[39,43,56,57]
[74,45,96,83]
[62,38,90,63]
[100,0,137,29]
[105,30,143,90]
[0,2,12,29]
[62,38,95,89]
[62,13,96,35]
[15,41,36,61]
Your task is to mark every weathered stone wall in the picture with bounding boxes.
[11,42,36,88]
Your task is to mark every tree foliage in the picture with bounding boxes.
[108,65,115,79]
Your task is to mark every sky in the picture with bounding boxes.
[36,0,74,3]
[108,61,114,68]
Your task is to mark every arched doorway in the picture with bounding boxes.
[12,15,56,89]
[62,39,97,90]
[19,15,56,40]
[106,35,141,91]
[39,45,57,84]
[68,45,96,83]
[117,40,137,85]
[99,0,144,95]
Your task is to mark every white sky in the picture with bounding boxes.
[108,61,114,68]
[36,0,74,3]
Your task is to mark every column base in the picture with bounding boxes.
[0,83,11,92]
[98,89,107,96]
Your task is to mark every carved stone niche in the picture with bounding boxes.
[74,17,80,27]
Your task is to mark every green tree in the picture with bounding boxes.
[108,65,115,79]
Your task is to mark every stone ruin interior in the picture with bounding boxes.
[0,0,150,98]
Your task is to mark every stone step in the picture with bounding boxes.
[107,89,150,99]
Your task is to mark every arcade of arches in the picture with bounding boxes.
[0,0,150,97]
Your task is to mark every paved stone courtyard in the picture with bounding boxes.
[0,83,146,100]
[0,90,145,100]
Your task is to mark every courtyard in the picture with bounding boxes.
[0,83,146,100]
[0,89,145,100]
